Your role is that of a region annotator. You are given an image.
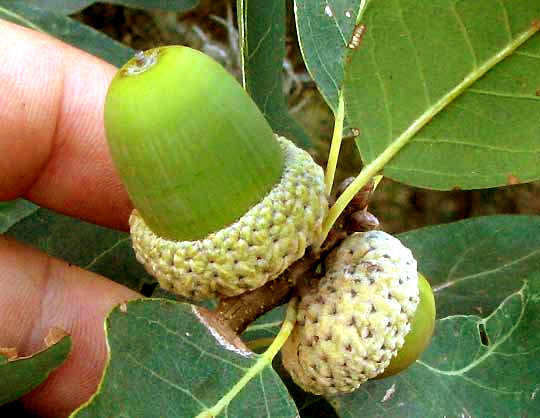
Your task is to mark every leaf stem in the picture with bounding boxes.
[196,298,298,418]
[324,94,345,195]
[356,0,371,24]
[320,20,540,242]
[261,297,297,360]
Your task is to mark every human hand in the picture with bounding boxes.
[0,18,141,417]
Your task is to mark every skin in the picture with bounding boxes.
[0,18,140,417]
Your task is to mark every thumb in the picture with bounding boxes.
[0,235,140,417]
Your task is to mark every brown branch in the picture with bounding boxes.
[213,177,380,335]
[214,223,354,334]
[215,254,318,334]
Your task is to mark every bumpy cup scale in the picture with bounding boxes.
[377,272,435,378]
[130,137,327,299]
[282,231,420,395]
[105,46,328,299]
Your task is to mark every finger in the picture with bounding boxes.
[0,18,132,230]
[0,236,140,417]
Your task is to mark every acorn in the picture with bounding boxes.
[104,47,328,300]
[375,272,435,378]
[281,231,435,395]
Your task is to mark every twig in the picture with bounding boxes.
[213,177,379,334]
[215,249,322,334]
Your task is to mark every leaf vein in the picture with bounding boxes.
[414,137,540,153]
[330,11,348,45]
[396,0,432,105]
[305,12,340,96]
[125,353,208,408]
[245,321,282,333]
[467,88,540,101]
[366,25,393,146]
[420,283,527,376]
[247,26,272,60]
[434,250,540,292]
[386,165,497,178]
[514,51,540,59]
[129,314,248,370]
[450,0,478,68]
[0,6,43,32]
[496,0,513,41]
[492,345,540,357]
[444,238,489,283]
[459,374,522,395]
[83,237,131,270]
[260,373,271,417]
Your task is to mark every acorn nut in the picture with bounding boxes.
[104,46,328,300]
[377,272,435,378]
[281,230,434,395]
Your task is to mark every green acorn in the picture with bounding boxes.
[105,46,328,300]
[376,272,435,378]
[281,231,435,395]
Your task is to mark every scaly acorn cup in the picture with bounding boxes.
[376,272,435,379]
[105,46,328,300]
[281,231,427,395]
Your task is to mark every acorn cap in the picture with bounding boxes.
[105,46,329,299]
[130,137,328,299]
[281,231,419,395]
[105,46,283,241]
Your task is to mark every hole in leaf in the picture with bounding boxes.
[140,282,157,297]
[478,323,489,346]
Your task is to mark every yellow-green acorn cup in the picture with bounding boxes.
[282,231,435,395]
[376,272,435,378]
[104,46,328,300]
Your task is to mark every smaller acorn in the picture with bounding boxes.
[376,272,435,378]
[104,47,328,300]
[281,230,435,395]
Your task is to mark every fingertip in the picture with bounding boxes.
[0,18,133,230]
[0,236,140,416]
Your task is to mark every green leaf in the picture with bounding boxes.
[344,1,540,190]
[248,216,539,417]
[72,299,298,418]
[329,273,540,418]
[242,305,286,352]
[0,199,38,234]
[1,0,199,14]
[245,215,540,339]
[107,0,198,11]
[238,0,312,148]
[4,208,155,293]
[16,0,95,14]
[0,333,71,405]
[400,215,540,318]
[241,307,340,417]
[294,0,361,114]
[0,1,133,66]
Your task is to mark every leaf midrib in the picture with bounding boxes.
[324,21,540,238]
[369,20,540,167]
